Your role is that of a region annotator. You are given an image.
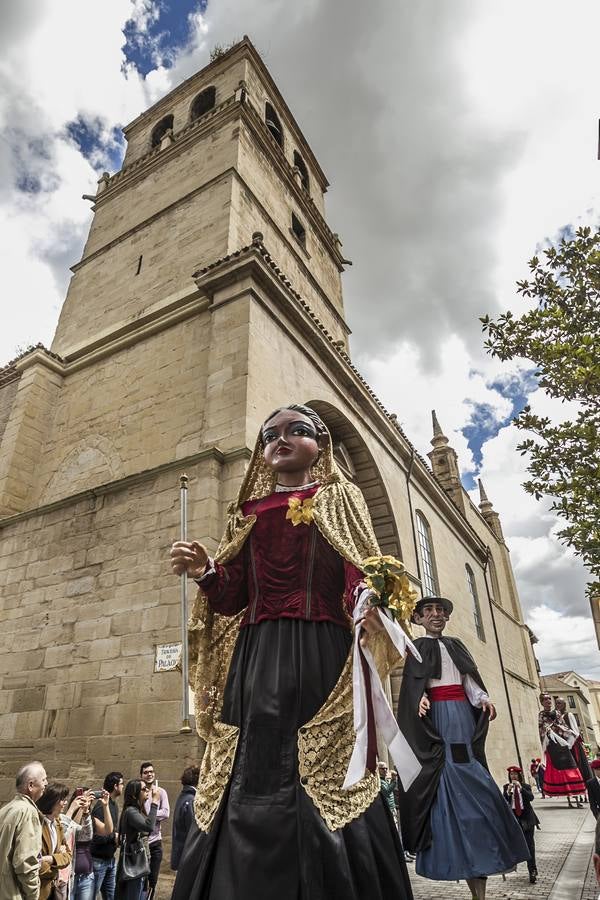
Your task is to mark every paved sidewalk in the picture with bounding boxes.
[408,798,597,900]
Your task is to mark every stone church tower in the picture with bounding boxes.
[0,38,541,804]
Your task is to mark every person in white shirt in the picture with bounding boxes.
[397,596,529,900]
[140,762,170,900]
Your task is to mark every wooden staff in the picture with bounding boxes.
[179,474,192,734]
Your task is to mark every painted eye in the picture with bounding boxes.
[293,425,314,437]
[263,431,276,444]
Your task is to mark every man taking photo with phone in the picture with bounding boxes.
[140,762,170,900]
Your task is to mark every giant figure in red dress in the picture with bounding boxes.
[170,405,417,900]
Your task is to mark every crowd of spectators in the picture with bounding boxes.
[0,760,199,900]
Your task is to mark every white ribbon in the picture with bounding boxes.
[343,589,422,792]
[543,729,570,752]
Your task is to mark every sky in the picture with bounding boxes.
[0,0,598,678]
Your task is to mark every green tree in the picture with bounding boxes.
[481,225,600,598]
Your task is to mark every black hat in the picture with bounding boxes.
[412,596,454,621]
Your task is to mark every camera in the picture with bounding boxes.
[91,790,104,800]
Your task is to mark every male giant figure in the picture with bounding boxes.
[397,597,528,900]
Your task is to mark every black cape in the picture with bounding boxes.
[397,635,490,853]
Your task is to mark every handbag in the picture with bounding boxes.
[49,884,68,900]
[118,810,151,882]
[547,738,577,771]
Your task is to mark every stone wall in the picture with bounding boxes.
[38,316,211,506]
[53,171,233,356]
[0,457,229,810]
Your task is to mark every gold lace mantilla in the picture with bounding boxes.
[190,428,406,832]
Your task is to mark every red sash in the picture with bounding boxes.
[429,684,466,702]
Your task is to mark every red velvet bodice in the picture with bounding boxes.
[198,486,363,629]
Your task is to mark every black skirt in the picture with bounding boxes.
[172,618,413,900]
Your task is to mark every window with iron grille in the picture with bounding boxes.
[568,695,576,709]
[466,564,485,642]
[415,512,439,597]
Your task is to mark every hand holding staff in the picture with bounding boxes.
[170,540,209,579]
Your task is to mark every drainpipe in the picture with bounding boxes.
[483,546,523,771]
[405,449,421,583]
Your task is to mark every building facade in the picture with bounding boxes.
[0,38,541,812]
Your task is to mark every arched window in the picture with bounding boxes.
[415,512,439,596]
[150,114,174,148]
[190,86,216,121]
[466,565,485,642]
[293,150,309,192]
[291,212,306,247]
[265,102,283,148]
[488,556,501,606]
[333,442,356,480]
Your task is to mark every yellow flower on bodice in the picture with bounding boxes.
[286,496,316,526]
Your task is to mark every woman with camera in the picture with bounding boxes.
[116,780,160,900]
[65,789,113,899]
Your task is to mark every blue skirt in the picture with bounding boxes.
[416,699,530,881]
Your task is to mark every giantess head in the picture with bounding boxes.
[260,404,328,479]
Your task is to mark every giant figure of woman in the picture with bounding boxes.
[170,404,415,900]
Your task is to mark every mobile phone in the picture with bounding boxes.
[74,788,85,798]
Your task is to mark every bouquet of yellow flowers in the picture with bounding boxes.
[362,555,418,628]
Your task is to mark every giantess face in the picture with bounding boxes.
[262,410,320,477]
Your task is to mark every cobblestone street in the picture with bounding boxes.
[153,798,597,900]
[408,799,597,900]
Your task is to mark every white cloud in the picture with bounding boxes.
[357,334,518,475]
[0,0,167,359]
[528,606,600,680]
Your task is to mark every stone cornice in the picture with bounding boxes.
[14,348,65,376]
[504,668,539,691]
[0,344,64,384]
[0,445,252,531]
[51,287,208,372]
[490,597,527,629]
